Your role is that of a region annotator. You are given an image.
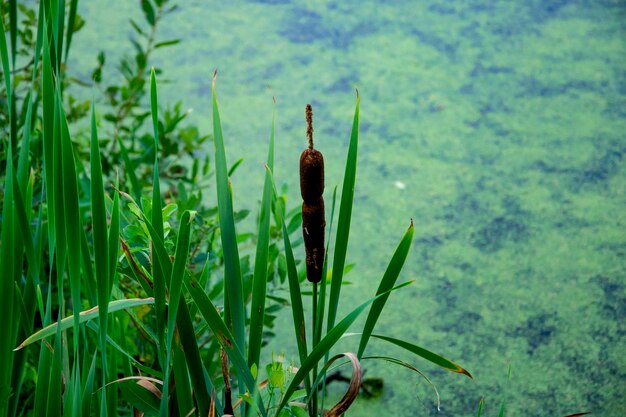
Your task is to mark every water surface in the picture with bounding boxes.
[72,1,626,415]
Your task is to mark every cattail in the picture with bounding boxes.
[300,104,326,283]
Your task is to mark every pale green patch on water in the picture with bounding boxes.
[71,0,625,415]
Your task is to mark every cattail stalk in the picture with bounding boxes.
[300,103,326,417]
[300,104,326,283]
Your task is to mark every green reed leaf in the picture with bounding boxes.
[477,397,484,417]
[211,74,246,367]
[42,20,57,261]
[149,68,167,368]
[369,334,472,378]
[160,211,193,415]
[0,136,16,416]
[173,340,194,417]
[82,351,98,416]
[15,298,155,350]
[117,138,143,205]
[358,220,414,358]
[64,0,79,62]
[91,103,110,362]
[315,186,337,345]
[9,0,16,67]
[108,189,120,296]
[57,92,82,351]
[0,17,11,107]
[327,91,360,333]
[10,170,36,273]
[166,211,192,351]
[248,104,275,372]
[175,299,213,416]
[46,321,64,416]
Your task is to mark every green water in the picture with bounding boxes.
[71,1,626,415]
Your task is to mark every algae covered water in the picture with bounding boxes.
[72,1,626,415]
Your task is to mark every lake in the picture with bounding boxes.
[71,1,626,415]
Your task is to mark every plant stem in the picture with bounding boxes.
[311,281,318,417]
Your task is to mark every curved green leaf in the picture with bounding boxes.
[370,334,472,378]
[14,298,155,350]
[358,220,414,358]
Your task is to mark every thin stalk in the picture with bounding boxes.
[311,282,318,417]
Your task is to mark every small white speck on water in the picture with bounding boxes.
[394,180,406,190]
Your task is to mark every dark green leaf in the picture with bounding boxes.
[358,220,414,358]
[155,39,181,49]
[141,0,156,26]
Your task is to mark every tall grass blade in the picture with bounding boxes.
[52,94,68,318]
[10,172,37,274]
[172,341,194,417]
[17,95,34,188]
[52,0,65,69]
[211,74,247,397]
[175,300,212,416]
[58,91,82,352]
[358,220,414,358]
[248,105,275,372]
[476,397,484,417]
[327,92,360,333]
[117,138,143,205]
[82,351,98,416]
[161,211,193,416]
[168,215,195,307]
[108,190,120,298]
[32,1,45,86]
[64,0,79,62]
[0,16,11,105]
[0,141,16,417]
[42,19,57,264]
[498,365,512,417]
[149,68,167,368]
[90,102,110,410]
[315,186,337,346]
[33,288,53,417]
[46,320,64,415]
[8,0,16,67]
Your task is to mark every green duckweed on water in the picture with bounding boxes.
[71,1,626,415]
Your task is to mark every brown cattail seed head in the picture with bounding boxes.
[302,198,326,283]
[300,148,324,203]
